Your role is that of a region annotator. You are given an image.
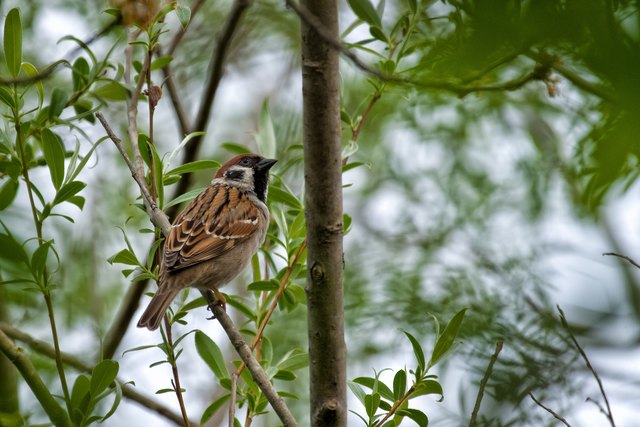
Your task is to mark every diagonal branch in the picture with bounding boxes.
[0,328,72,427]
[0,322,191,426]
[529,393,572,426]
[96,112,171,235]
[557,305,616,427]
[202,292,298,427]
[469,341,503,427]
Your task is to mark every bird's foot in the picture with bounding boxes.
[205,289,227,320]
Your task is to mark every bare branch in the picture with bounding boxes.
[603,252,640,270]
[0,322,191,426]
[529,393,572,427]
[203,292,299,427]
[557,305,616,427]
[95,112,172,235]
[229,373,238,427]
[469,341,503,427]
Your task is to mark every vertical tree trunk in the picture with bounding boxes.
[300,1,346,426]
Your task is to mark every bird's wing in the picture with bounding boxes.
[163,184,263,272]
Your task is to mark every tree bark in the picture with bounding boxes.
[300,1,346,426]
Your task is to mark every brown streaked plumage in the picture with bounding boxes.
[137,154,277,330]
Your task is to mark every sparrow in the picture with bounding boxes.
[137,153,277,330]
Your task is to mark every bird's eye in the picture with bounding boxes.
[240,158,251,166]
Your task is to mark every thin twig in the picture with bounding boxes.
[0,322,190,426]
[234,240,306,378]
[557,305,616,427]
[203,291,298,427]
[529,393,571,426]
[163,318,190,427]
[603,252,640,270]
[372,385,415,427]
[469,341,504,427]
[96,112,172,235]
[126,29,150,180]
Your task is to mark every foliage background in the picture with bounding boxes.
[1,0,639,426]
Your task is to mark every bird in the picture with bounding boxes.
[137,153,277,330]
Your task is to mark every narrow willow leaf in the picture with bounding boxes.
[195,330,229,380]
[428,308,467,369]
[347,0,382,27]
[4,8,22,77]
[41,128,65,190]
[90,360,119,396]
[201,393,230,424]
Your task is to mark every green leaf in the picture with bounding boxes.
[268,185,301,209]
[353,377,394,401]
[201,393,230,424]
[0,87,15,109]
[348,381,367,406]
[4,8,22,78]
[410,379,442,398]
[90,360,119,396]
[31,241,53,278]
[53,180,86,205]
[107,249,140,266]
[402,330,425,373]
[0,233,28,264]
[0,179,18,210]
[277,350,309,371]
[151,55,173,71]
[21,62,44,106]
[175,5,191,30]
[92,81,129,101]
[274,369,296,381]
[41,128,65,190]
[221,142,251,154]
[428,308,467,370]
[195,330,229,380]
[164,187,204,209]
[72,57,90,92]
[70,374,91,422]
[247,279,279,291]
[48,88,68,119]
[370,25,388,43]
[347,0,382,27]
[396,408,428,426]
[257,99,276,158]
[101,380,122,423]
[393,369,406,401]
[165,160,219,177]
[365,392,381,418]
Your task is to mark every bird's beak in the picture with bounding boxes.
[256,158,277,171]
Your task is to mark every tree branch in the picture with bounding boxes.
[0,322,191,426]
[203,292,298,427]
[0,328,72,427]
[529,393,572,427]
[96,112,172,235]
[557,305,616,427]
[603,252,640,270]
[469,341,503,427]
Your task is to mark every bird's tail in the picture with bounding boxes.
[137,284,180,331]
